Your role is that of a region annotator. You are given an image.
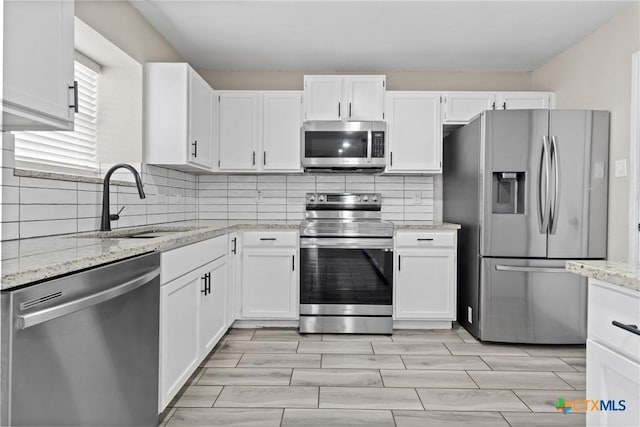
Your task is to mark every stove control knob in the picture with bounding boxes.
[318,195,325,202]
[372,195,378,202]
[309,195,316,203]
[362,195,369,202]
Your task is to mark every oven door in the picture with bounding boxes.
[300,237,393,316]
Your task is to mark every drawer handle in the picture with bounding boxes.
[612,320,640,336]
[260,238,277,241]
[417,238,434,241]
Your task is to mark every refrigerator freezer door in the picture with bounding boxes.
[479,257,587,344]
[547,110,609,259]
[481,110,549,257]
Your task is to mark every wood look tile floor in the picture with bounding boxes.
[159,326,587,427]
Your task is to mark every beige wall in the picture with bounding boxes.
[532,3,640,262]
[198,70,532,91]
[75,0,183,64]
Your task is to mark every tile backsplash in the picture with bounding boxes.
[2,133,441,241]
[1,135,197,241]
[199,174,440,226]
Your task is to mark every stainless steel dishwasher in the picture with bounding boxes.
[1,252,160,427]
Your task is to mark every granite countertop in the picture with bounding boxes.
[395,222,461,230]
[1,221,298,290]
[566,260,640,292]
[1,221,460,291]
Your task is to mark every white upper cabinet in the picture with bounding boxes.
[385,92,442,174]
[218,92,260,171]
[442,91,554,124]
[2,0,75,131]
[145,63,214,171]
[344,76,386,121]
[262,92,303,172]
[304,75,385,121]
[217,91,302,172]
[442,92,496,123]
[188,72,214,168]
[496,92,553,110]
[303,77,343,121]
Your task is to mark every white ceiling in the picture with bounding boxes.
[131,0,635,72]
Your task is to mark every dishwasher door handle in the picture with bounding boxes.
[17,268,160,330]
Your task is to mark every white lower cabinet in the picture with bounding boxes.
[240,231,298,319]
[159,236,229,411]
[394,230,457,325]
[587,340,640,427]
[199,257,228,357]
[159,271,201,411]
[586,279,640,427]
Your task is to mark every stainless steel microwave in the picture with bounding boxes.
[302,121,386,171]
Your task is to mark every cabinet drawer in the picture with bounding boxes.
[243,230,298,248]
[588,279,640,362]
[161,235,228,284]
[395,231,456,248]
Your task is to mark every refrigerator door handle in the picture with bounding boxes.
[549,135,560,234]
[538,135,552,233]
[495,264,567,273]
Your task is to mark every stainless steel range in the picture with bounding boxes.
[299,193,394,334]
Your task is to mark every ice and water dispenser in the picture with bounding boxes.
[492,172,525,214]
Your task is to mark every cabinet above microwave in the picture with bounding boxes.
[303,75,386,122]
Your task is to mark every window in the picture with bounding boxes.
[14,57,100,175]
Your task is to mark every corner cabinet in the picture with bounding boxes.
[240,231,299,319]
[145,63,214,171]
[217,91,303,173]
[586,279,640,427]
[303,75,385,121]
[394,230,457,328]
[385,92,442,174]
[2,0,75,131]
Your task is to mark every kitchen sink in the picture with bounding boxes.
[76,226,203,239]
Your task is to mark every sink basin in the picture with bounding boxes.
[76,226,203,239]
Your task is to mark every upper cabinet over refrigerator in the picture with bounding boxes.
[480,109,609,259]
[303,75,385,122]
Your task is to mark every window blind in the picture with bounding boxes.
[14,60,100,175]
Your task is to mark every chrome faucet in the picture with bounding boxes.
[100,164,146,231]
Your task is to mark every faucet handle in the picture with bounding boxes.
[110,205,125,221]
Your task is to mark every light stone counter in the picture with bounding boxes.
[566,260,640,292]
[1,222,298,290]
[394,222,461,230]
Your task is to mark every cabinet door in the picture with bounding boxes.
[242,248,298,319]
[218,92,259,170]
[3,0,75,130]
[303,77,342,121]
[497,92,551,110]
[227,233,240,324]
[395,250,456,320]
[443,92,495,123]
[188,70,213,169]
[345,76,385,121]
[262,92,303,171]
[586,340,640,427]
[199,257,228,357]
[386,92,442,173]
[160,275,200,410]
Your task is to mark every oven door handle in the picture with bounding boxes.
[300,237,393,250]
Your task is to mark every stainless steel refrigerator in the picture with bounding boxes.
[443,109,609,344]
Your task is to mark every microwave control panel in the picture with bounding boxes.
[372,132,385,158]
